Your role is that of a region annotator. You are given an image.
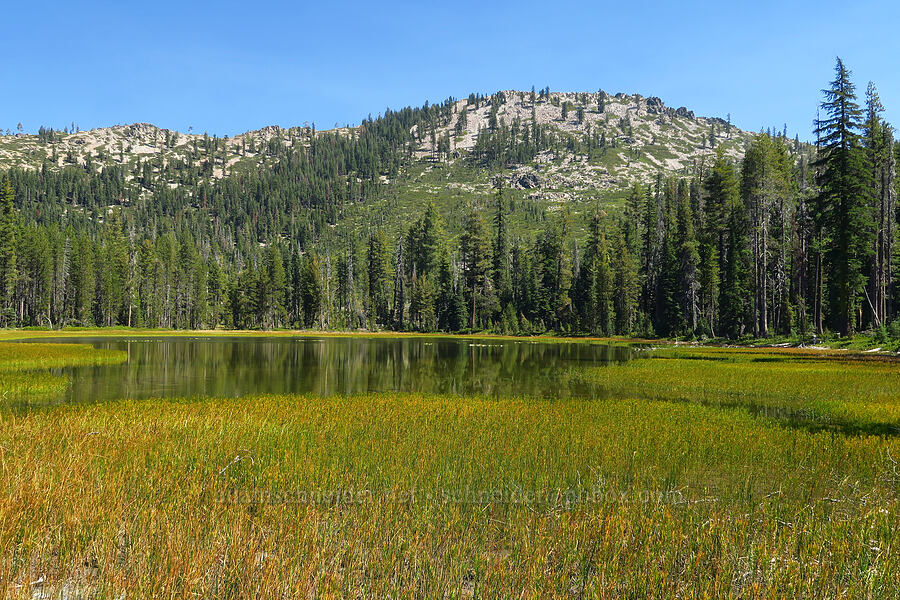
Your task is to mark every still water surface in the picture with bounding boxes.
[34,336,635,404]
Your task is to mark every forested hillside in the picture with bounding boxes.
[0,59,896,339]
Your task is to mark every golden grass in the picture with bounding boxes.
[1,392,899,598]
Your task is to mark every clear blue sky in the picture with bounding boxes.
[3,0,898,140]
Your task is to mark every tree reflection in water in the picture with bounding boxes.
[39,337,634,405]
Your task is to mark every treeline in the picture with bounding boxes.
[0,59,897,338]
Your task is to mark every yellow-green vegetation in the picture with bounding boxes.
[0,341,126,370]
[585,346,900,436]
[0,340,898,597]
[0,341,126,401]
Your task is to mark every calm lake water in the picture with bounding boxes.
[31,336,636,405]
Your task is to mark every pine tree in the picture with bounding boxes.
[492,182,512,307]
[300,252,323,328]
[137,238,156,327]
[264,245,287,328]
[574,212,601,332]
[174,231,199,328]
[611,227,638,335]
[676,179,700,334]
[70,234,95,325]
[459,205,492,329]
[654,180,682,335]
[0,178,17,326]
[207,256,225,328]
[641,179,664,331]
[594,231,613,336]
[768,138,797,335]
[409,272,435,330]
[19,226,52,326]
[289,251,303,327]
[391,240,405,328]
[741,134,795,337]
[366,230,391,327]
[700,151,738,336]
[189,251,208,329]
[863,82,896,327]
[720,185,752,338]
[536,213,572,331]
[419,201,444,277]
[435,249,454,331]
[814,58,872,335]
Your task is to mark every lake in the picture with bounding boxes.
[29,336,636,405]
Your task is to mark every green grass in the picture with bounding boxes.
[0,338,898,597]
[583,346,900,436]
[0,340,125,369]
[0,341,126,402]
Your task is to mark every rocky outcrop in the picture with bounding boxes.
[514,172,541,189]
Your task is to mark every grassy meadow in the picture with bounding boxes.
[0,334,899,598]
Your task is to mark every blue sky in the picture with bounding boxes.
[2,0,898,140]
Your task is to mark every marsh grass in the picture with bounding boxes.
[0,341,126,371]
[582,347,900,437]
[0,342,126,402]
[1,340,899,597]
[2,392,899,597]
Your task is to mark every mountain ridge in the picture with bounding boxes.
[0,89,759,195]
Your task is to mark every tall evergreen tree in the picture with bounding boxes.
[492,182,512,308]
[366,230,391,327]
[300,252,323,328]
[536,213,572,331]
[70,234,95,325]
[611,227,638,335]
[0,178,17,326]
[676,179,700,334]
[741,135,795,336]
[700,151,738,336]
[654,180,682,335]
[263,244,287,328]
[814,58,872,335]
[594,231,613,336]
[459,205,492,329]
[863,82,897,327]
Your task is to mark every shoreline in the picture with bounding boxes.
[2,327,897,355]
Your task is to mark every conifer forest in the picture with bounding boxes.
[1,59,896,343]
